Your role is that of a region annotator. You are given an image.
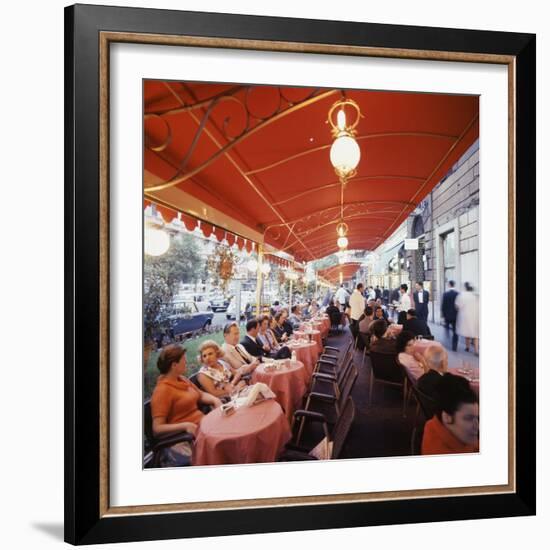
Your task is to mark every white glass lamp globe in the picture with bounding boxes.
[261,263,271,275]
[144,227,170,256]
[247,258,258,272]
[330,135,361,173]
[337,236,349,249]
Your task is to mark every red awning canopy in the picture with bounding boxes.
[318,262,362,284]
[144,81,478,262]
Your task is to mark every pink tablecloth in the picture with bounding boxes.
[193,400,291,466]
[293,329,323,354]
[252,360,308,422]
[412,340,479,394]
[286,340,319,377]
[311,317,330,339]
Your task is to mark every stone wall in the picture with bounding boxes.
[404,139,480,321]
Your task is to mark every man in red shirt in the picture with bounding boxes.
[421,373,479,455]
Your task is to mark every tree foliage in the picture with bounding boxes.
[143,233,203,342]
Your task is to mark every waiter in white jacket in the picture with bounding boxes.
[397,283,412,312]
[349,283,366,338]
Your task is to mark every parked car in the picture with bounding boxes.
[156,301,214,343]
[209,294,230,312]
[226,293,256,320]
[226,296,270,320]
[172,291,212,312]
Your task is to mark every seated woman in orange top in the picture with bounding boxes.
[421,373,479,455]
[151,344,222,438]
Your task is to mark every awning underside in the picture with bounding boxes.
[144,81,478,262]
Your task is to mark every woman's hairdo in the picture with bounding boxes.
[157,344,186,374]
[371,319,387,339]
[198,339,223,358]
[434,373,478,419]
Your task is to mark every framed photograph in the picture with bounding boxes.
[65,3,536,545]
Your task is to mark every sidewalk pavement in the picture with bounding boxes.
[428,321,479,370]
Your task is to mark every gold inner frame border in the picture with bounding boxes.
[98,31,516,518]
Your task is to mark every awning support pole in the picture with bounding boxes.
[255,244,264,315]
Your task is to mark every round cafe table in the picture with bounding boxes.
[252,360,308,422]
[293,329,323,354]
[412,340,479,393]
[192,399,291,466]
[287,340,319,377]
[311,319,329,339]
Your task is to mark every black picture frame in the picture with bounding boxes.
[65,3,536,545]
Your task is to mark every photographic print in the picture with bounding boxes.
[142,81,481,468]
[65,4,535,544]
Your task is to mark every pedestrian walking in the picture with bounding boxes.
[455,282,479,354]
[441,280,459,351]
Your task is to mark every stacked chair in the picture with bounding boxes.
[279,397,355,461]
[290,339,359,451]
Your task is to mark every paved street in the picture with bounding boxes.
[428,321,479,370]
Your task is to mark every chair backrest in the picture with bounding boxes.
[370,351,405,385]
[328,309,341,325]
[411,384,437,419]
[189,372,204,391]
[144,399,155,446]
[338,363,358,408]
[358,332,371,350]
[331,397,356,458]
[343,339,353,356]
[336,353,354,386]
[411,422,425,455]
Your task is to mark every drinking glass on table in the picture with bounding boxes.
[461,359,473,377]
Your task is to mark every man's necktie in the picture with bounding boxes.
[235,345,250,363]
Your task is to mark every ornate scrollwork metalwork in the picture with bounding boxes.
[263,200,417,259]
[144,83,338,192]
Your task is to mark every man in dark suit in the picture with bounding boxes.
[239,318,267,359]
[382,287,390,305]
[403,309,432,337]
[441,280,459,351]
[414,281,430,322]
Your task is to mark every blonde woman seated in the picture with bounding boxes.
[151,344,222,439]
[395,330,427,383]
[417,346,449,399]
[197,340,247,399]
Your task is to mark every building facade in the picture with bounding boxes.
[367,138,480,322]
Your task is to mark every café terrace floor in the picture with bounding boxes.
[316,321,479,460]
